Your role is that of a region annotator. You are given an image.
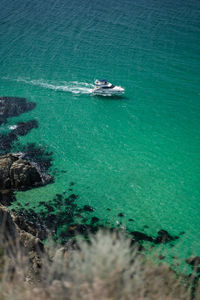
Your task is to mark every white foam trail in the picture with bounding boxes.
[11,77,95,95]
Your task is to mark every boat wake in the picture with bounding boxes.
[3,77,125,97]
[5,77,95,95]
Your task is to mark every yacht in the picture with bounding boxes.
[92,79,125,95]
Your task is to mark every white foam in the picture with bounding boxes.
[14,77,95,95]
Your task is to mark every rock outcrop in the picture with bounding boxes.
[0,205,17,241]
[0,205,45,277]
[0,154,43,190]
[0,190,15,206]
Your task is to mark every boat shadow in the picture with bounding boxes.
[92,94,128,101]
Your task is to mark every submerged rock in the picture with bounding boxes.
[130,229,179,246]
[131,231,154,242]
[186,257,200,267]
[0,97,36,125]
[18,143,53,174]
[118,212,124,217]
[0,153,44,190]
[154,230,179,244]
[91,217,99,223]
[83,205,95,212]
[0,120,38,154]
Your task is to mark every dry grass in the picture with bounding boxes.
[0,230,199,300]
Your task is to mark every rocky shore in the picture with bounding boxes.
[0,95,53,201]
[0,151,52,278]
[0,204,45,277]
[0,96,54,277]
[0,149,185,282]
[0,95,199,297]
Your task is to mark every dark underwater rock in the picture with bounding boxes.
[14,191,99,241]
[143,225,149,229]
[0,97,36,125]
[91,216,99,223]
[0,120,38,154]
[130,229,179,245]
[131,231,154,242]
[19,143,53,174]
[179,231,185,235]
[66,223,103,238]
[118,212,124,217]
[83,205,95,212]
[11,186,180,246]
[67,194,78,202]
[154,230,179,244]
[186,257,200,267]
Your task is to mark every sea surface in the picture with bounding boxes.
[0,0,200,267]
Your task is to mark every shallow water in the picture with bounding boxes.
[0,0,200,263]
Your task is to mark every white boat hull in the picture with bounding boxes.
[92,86,125,96]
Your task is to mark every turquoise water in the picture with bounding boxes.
[0,0,200,261]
